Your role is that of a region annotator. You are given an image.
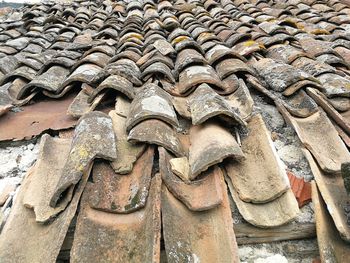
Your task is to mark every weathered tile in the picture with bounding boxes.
[70,174,161,263]
[22,65,70,95]
[72,52,110,70]
[90,75,134,102]
[189,83,246,126]
[306,87,350,135]
[226,114,290,203]
[6,77,29,101]
[0,66,37,86]
[126,83,179,131]
[278,105,350,173]
[142,62,175,83]
[225,79,254,120]
[189,121,244,179]
[162,172,239,263]
[292,57,335,77]
[317,73,350,98]
[312,181,350,262]
[0,163,91,263]
[304,149,350,242]
[205,44,244,66]
[159,147,222,211]
[252,58,321,95]
[138,51,174,72]
[89,146,154,213]
[104,59,142,86]
[61,63,102,88]
[128,119,185,157]
[282,89,318,118]
[227,175,299,228]
[174,48,207,75]
[50,111,117,207]
[177,65,226,95]
[215,58,254,79]
[23,134,72,223]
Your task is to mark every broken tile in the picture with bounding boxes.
[287,171,312,208]
[303,149,350,242]
[128,119,185,157]
[0,104,12,117]
[70,173,161,263]
[0,181,16,206]
[153,39,175,56]
[0,92,77,141]
[6,77,30,101]
[312,181,350,262]
[50,111,117,207]
[162,172,239,262]
[23,134,72,223]
[109,110,146,174]
[159,147,222,211]
[225,114,290,203]
[278,106,350,173]
[89,146,154,213]
[169,157,190,182]
[67,85,106,118]
[189,121,245,179]
[0,163,91,263]
[115,96,132,118]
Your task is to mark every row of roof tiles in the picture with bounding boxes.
[0,0,349,262]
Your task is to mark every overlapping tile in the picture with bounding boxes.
[189,120,245,179]
[162,169,239,263]
[50,111,117,207]
[304,149,350,242]
[1,0,350,260]
[0,158,91,263]
[312,181,350,262]
[279,105,350,174]
[225,114,290,203]
[70,173,161,263]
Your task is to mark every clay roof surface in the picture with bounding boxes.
[0,0,349,262]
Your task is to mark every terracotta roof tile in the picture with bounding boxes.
[0,0,350,261]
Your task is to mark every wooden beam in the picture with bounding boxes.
[234,222,316,245]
